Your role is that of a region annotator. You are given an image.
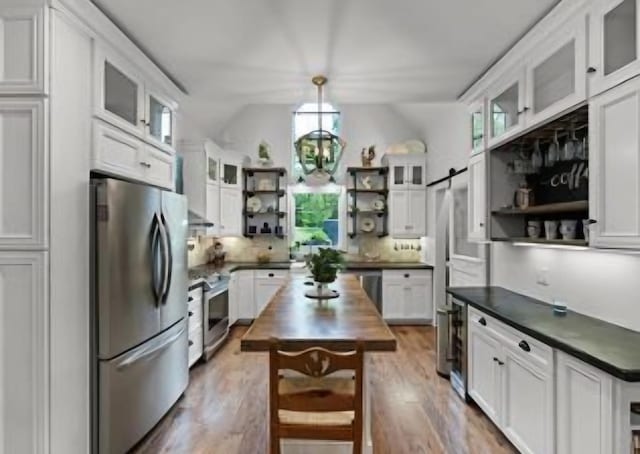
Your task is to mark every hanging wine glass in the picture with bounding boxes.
[546,130,560,167]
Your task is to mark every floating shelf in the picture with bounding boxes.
[243,167,286,177]
[244,233,286,239]
[492,200,588,216]
[347,166,388,175]
[244,210,286,218]
[348,232,388,239]
[493,237,588,247]
[347,188,388,194]
[243,189,286,197]
[348,210,387,217]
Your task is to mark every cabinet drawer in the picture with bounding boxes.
[383,269,430,280]
[188,335,203,367]
[188,287,203,301]
[144,145,174,190]
[187,300,202,327]
[93,119,145,179]
[468,306,553,372]
[254,270,288,280]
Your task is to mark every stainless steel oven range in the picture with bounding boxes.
[203,277,229,360]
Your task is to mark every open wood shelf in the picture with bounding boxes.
[244,210,286,218]
[347,166,388,175]
[346,167,389,238]
[244,233,286,239]
[492,200,588,216]
[243,167,286,176]
[492,237,588,247]
[243,189,286,197]
[348,210,387,217]
[347,188,388,194]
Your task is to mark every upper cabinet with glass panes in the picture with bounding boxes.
[487,68,527,148]
[590,0,640,96]
[469,99,486,154]
[94,45,178,154]
[383,153,426,190]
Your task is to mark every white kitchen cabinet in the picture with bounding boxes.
[183,140,221,226]
[488,66,527,148]
[219,187,243,236]
[228,274,239,326]
[205,184,220,235]
[468,306,555,454]
[468,325,502,425]
[92,120,174,190]
[0,6,45,94]
[187,287,203,368]
[220,155,242,188]
[382,270,433,322]
[590,0,640,96]
[467,152,488,242]
[589,75,640,248]
[254,270,288,316]
[501,345,554,454]
[235,270,255,320]
[525,13,587,127]
[556,352,613,454]
[470,98,486,155]
[0,98,46,250]
[0,251,47,454]
[389,190,426,238]
[384,154,426,190]
[93,44,178,153]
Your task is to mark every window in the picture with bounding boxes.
[292,193,340,246]
[292,102,341,181]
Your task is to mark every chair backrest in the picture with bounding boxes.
[269,340,364,415]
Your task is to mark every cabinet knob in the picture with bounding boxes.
[139,161,151,168]
[478,317,487,326]
[587,66,597,74]
[188,311,193,317]
[404,273,410,278]
[518,340,531,352]
[188,296,193,302]
[479,222,484,227]
[188,340,194,347]
[517,107,530,115]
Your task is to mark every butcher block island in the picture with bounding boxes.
[241,274,397,453]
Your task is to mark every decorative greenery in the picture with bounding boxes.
[306,248,345,283]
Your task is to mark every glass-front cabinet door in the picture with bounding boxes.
[95,47,144,137]
[207,155,218,185]
[590,0,640,96]
[526,14,586,127]
[470,99,485,154]
[221,161,240,187]
[391,164,406,189]
[488,69,526,148]
[146,92,175,151]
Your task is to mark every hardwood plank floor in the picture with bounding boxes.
[133,326,516,454]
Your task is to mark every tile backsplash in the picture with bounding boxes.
[188,235,422,267]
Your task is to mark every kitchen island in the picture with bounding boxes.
[241,274,397,454]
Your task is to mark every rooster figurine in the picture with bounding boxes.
[361,145,376,167]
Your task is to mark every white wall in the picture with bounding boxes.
[491,244,640,332]
[216,103,421,182]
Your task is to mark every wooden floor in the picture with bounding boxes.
[133,326,516,454]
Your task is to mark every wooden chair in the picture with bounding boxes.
[268,340,365,454]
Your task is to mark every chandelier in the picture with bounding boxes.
[295,75,346,184]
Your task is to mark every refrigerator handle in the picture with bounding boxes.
[150,213,162,306]
[115,323,186,370]
[160,213,173,304]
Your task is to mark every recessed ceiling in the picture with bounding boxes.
[92,0,559,134]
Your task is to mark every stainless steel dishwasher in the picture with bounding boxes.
[343,270,382,314]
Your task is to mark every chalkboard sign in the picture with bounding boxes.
[530,159,588,205]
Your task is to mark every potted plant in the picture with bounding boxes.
[306,248,346,295]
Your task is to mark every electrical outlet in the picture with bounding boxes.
[536,267,549,286]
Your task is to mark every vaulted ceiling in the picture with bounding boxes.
[92,0,559,136]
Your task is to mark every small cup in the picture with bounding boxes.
[553,299,568,315]
[527,220,541,238]
[560,220,578,240]
[544,220,559,240]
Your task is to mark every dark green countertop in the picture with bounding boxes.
[447,286,640,382]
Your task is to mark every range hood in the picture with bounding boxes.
[188,210,213,228]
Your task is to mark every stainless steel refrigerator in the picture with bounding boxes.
[91,178,188,454]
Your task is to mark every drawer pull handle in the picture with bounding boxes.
[188,311,193,317]
[587,66,597,74]
[519,340,531,352]
[478,317,487,326]
[188,296,194,302]
[268,273,274,277]
[188,340,194,347]
[493,357,504,365]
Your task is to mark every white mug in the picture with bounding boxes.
[544,220,559,240]
[559,220,578,240]
[527,220,541,238]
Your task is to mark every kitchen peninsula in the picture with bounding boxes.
[241,274,397,453]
